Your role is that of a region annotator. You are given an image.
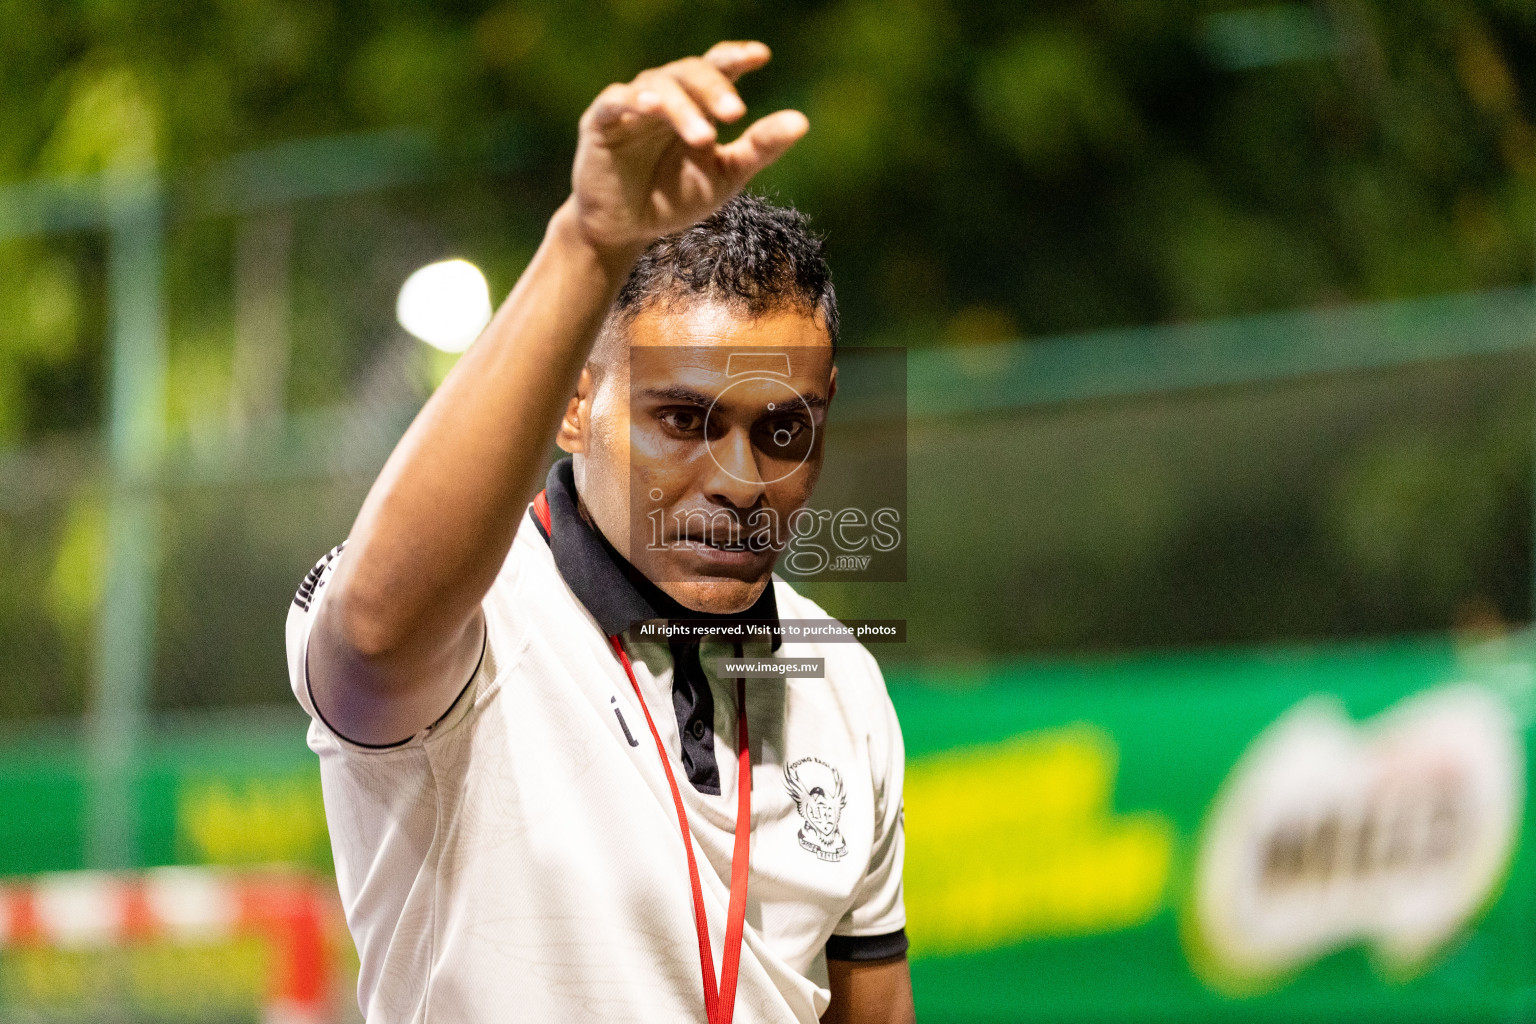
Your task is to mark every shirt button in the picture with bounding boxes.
[689,719,708,740]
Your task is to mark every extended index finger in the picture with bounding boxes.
[703,40,772,82]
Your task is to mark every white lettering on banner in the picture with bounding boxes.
[1187,684,1524,993]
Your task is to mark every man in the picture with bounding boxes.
[285,41,913,1024]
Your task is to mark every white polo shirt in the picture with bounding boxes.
[285,458,907,1023]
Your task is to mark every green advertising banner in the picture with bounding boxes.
[893,636,1536,1023]
[0,711,330,878]
[0,636,1533,1022]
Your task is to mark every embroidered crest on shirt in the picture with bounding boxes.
[785,757,847,862]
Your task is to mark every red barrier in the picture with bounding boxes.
[0,867,341,1022]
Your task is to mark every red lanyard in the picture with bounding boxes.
[609,635,752,1024]
[534,488,752,1022]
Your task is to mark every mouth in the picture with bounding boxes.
[675,534,771,568]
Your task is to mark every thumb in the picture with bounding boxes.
[716,109,809,185]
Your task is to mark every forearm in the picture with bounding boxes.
[824,956,915,1024]
[322,201,637,682]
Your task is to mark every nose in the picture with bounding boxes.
[705,425,767,510]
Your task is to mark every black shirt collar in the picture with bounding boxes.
[533,457,781,649]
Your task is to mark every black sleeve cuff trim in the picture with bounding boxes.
[306,618,487,750]
[825,928,908,962]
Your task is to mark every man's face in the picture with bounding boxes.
[567,300,835,614]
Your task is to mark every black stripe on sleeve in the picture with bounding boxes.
[293,542,346,611]
[305,616,487,750]
[825,928,909,962]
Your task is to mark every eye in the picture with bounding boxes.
[657,407,706,436]
[784,419,808,442]
[753,415,813,460]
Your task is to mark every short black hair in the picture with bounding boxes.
[606,193,838,349]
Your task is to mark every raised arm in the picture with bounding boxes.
[309,42,809,745]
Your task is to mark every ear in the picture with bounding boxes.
[827,363,838,405]
[555,365,595,454]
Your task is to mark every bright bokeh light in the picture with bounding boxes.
[395,259,493,353]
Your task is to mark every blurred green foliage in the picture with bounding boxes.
[2,0,1536,713]
[4,0,1535,430]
